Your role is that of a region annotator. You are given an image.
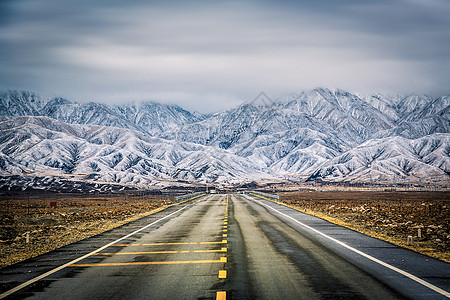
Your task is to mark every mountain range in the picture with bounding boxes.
[0,88,448,189]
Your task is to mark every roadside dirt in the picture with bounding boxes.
[0,193,173,268]
[279,191,450,262]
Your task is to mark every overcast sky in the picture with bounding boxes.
[1,0,449,112]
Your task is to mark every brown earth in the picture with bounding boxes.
[0,193,173,268]
[279,191,450,262]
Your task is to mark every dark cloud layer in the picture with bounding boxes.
[1,0,449,112]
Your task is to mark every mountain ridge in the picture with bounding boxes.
[1,88,448,188]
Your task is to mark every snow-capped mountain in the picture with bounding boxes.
[0,116,267,187]
[0,90,206,136]
[0,91,46,117]
[309,134,449,184]
[0,88,448,187]
[111,102,205,136]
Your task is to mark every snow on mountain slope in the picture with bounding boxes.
[235,128,345,170]
[310,134,449,184]
[373,96,450,140]
[402,96,449,122]
[0,116,268,186]
[112,102,205,136]
[0,90,204,136]
[0,91,47,117]
[165,87,434,151]
[0,88,449,186]
[41,98,141,132]
[161,93,349,152]
[279,88,395,145]
[395,94,434,120]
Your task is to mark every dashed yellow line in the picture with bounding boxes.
[70,257,227,267]
[93,248,227,256]
[216,291,226,300]
[216,195,229,299]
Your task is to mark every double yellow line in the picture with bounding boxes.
[92,248,227,256]
[72,257,227,267]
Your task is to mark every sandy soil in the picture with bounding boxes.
[279,191,450,262]
[0,193,172,268]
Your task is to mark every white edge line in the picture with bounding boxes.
[245,194,450,298]
[0,204,191,299]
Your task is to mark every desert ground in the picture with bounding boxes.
[0,192,172,268]
[279,190,450,262]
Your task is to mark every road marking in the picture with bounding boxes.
[111,240,227,246]
[0,204,192,299]
[248,194,450,298]
[216,196,229,300]
[93,248,228,255]
[71,258,227,267]
[216,291,226,300]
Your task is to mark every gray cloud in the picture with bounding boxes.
[1,0,449,112]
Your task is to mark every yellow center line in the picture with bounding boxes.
[218,270,227,279]
[111,240,227,247]
[216,196,228,300]
[93,248,227,255]
[70,257,227,267]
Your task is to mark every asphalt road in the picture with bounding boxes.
[1,194,449,300]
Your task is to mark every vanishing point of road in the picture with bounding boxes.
[1,194,449,299]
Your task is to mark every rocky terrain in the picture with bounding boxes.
[280,191,450,262]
